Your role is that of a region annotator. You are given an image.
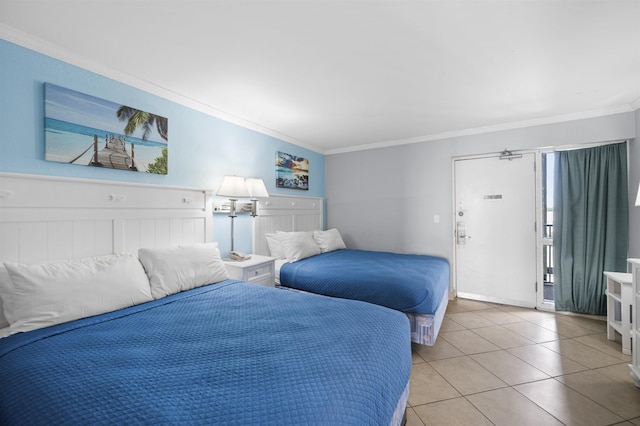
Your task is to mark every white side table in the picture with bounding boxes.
[604,271,632,355]
[628,259,640,387]
[223,254,276,287]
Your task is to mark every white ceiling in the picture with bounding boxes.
[1,0,639,154]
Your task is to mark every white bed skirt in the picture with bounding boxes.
[276,283,448,346]
[391,379,410,426]
[405,288,449,346]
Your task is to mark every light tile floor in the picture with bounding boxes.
[407,298,640,426]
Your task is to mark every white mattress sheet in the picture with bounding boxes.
[0,327,10,338]
[274,259,289,285]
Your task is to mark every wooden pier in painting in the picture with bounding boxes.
[88,135,138,171]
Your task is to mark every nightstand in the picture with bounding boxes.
[223,255,276,287]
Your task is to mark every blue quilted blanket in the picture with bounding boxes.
[0,280,411,425]
[280,249,450,314]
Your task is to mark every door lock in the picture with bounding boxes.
[456,222,471,245]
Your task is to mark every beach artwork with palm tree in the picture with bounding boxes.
[44,83,168,174]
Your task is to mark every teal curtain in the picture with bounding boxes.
[553,142,628,315]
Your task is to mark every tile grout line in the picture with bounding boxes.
[408,298,638,425]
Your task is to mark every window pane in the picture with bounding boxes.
[542,152,554,303]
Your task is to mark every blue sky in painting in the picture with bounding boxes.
[45,83,165,143]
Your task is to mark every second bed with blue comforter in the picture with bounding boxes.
[0,280,411,425]
[279,249,450,345]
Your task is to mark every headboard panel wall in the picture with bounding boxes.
[252,195,323,256]
[0,173,213,264]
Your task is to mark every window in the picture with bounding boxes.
[542,152,554,303]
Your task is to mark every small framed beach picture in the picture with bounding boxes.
[44,83,168,174]
[276,151,309,190]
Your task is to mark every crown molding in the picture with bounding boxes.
[2,23,636,157]
[325,105,635,155]
[0,24,323,155]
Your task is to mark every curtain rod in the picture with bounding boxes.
[551,139,628,152]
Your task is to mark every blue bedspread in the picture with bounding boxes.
[0,280,411,425]
[280,249,450,314]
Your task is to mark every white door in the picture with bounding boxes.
[454,153,537,308]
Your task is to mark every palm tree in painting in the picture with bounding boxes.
[116,106,168,141]
[147,147,168,175]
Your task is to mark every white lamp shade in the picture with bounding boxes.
[217,175,249,198]
[635,182,640,206]
[246,178,269,199]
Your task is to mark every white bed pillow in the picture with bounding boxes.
[138,243,229,299]
[265,233,286,259]
[313,228,347,253]
[0,266,12,329]
[277,231,321,262]
[2,254,153,335]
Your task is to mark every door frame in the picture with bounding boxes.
[451,149,550,310]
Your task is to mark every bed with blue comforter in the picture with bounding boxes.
[279,249,450,345]
[0,280,411,425]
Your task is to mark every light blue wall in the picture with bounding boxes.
[0,39,325,255]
